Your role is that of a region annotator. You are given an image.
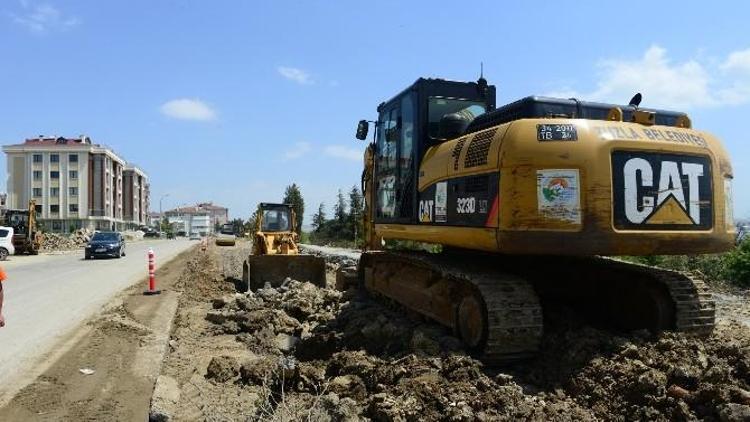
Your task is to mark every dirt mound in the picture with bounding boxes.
[167,246,750,421]
[205,279,595,420]
[174,248,233,299]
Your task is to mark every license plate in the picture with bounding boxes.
[95,248,106,253]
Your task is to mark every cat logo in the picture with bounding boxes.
[612,151,712,230]
[419,200,434,223]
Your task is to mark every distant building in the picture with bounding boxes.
[165,202,229,232]
[148,212,162,228]
[2,135,150,232]
[167,213,210,237]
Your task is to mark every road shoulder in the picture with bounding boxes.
[0,246,195,420]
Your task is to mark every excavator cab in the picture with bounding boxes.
[242,203,325,291]
[358,78,496,230]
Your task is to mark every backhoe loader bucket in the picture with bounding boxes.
[242,254,326,291]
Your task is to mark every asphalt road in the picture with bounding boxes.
[0,239,195,402]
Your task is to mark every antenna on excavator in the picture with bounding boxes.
[477,62,488,97]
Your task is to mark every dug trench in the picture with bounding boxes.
[0,246,196,421]
[154,244,750,421]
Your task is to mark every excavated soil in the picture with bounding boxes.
[160,244,750,421]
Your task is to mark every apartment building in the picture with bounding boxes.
[2,135,150,232]
[123,165,149,227]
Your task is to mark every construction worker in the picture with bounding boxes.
[0,265,6,327]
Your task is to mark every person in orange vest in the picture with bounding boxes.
[0,266,6,327]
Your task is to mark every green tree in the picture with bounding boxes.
[333,189,347,224]
[160,216,170,232]
[312,202,327,232]
[245,205,261,233]
[348,186,363,241]
[229,218,244,235]
[282,183,305,231]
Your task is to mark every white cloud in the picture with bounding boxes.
[282,142,312,160]
[324,145,362,162]
[718,48,750,105]
[722,49,750,73]
[159,99,217,122]
[548,45,750,110]
[11,2,80,33]
[277,66,312,85]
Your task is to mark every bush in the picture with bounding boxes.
[723,240,750,287]
[624,241,750,288]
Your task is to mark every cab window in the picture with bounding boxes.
[427,97,486,139]
[262,209,290,232]
[375,92,418,221]
[375,107,400,219]
[399,94,415,218]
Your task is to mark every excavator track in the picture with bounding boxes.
[504,255,716,338]
[596,257,715,336]
[360,251,543,364]
[359,251,715,365]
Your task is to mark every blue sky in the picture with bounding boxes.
[1,1,749,224]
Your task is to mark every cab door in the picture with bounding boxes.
[374,93,417,223]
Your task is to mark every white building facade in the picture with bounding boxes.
[167,213,210,237]
[3,136,150,232]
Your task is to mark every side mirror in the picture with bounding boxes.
[356,120,369,140]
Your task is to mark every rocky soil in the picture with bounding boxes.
[40,229,145,252]
[40,229,92,251]
[158,243,750,421]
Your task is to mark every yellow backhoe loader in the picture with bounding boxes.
[355,76,734,364]
[0,199,42,255]
[242,203,325,291]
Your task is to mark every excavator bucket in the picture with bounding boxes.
[242,254,326,291]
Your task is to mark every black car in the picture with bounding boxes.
[85,231,126,259]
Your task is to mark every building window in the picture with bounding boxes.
[35,204,42,214]
[52,220,62,231]
[50,171,60,179]
[69,154,78,163]
[33,188,42,197]
[69,204,79,213]
[33,170,42,180]
[69,187,78,196]
[50,154,59,163]
[69,170,78,179]
[50,205,59,214]
[50,187,59,196]
[33,154,42,163]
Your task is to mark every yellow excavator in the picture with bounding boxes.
[242,203,325,291]
[355,77,734,363]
